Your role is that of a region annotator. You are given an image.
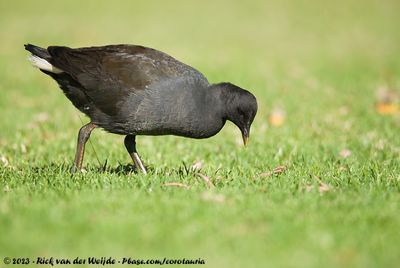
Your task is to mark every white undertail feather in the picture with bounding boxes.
[28,55,63,74]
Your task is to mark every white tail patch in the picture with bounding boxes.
[28,55,63,74]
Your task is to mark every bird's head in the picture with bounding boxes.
[218,82,258,146]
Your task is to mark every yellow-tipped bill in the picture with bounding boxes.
[242,133,249,146]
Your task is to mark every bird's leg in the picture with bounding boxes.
[70,122,97,173]
[124,135,147,174]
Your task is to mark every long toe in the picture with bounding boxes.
[70,165,80,174]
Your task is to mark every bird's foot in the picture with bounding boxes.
[70,165,81,174]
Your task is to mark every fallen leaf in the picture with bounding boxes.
[260,165,287,177]
[305,185,314,192]
[339,149,352,158]
[318,183,330,193]
[163,182,191,190]
[376,103,399,115]
[269,107,286,127]
[305,183,330,193]
[192,160,203,171]
[313,175,331,194]
[197,173,215,188]
[376,85,399,103]
[375,85,399,115]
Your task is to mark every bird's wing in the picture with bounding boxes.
[47,45,207,115]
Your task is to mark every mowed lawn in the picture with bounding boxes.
[0,0,399,267]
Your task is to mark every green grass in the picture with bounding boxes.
[1,0,400,267]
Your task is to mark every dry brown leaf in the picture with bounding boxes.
[376,85,399,103]
[260,165,287,177]
[192,160,203,171]
[376,103,399,115]
[201,191,225,203]
[269,108,286,127]
[163,182,191,190]
[339,149,352,158]
[375,85,399,115]
[313,175,331,194]
[197,173,215,188]
[305,185,314,192]
[318,183,330,193]
[305,183,330,193]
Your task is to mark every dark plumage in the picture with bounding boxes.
[25,44,257,173]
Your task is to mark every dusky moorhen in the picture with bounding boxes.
[25,44,257,174]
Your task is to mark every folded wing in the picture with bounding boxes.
[47,45,207,115]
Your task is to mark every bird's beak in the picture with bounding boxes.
[241,128,249,147]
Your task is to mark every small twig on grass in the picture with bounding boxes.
[163,182,191,190]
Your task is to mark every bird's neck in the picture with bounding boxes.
[190,85,226,138]
[206,83,233,120]
[204,84,225,115]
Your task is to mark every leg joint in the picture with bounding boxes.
[78,123,96,143]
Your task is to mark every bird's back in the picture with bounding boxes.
[26,44,214,136]
[48,44,208,93]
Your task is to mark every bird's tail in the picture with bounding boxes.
[24,44,62,74]
[24,44,50,59]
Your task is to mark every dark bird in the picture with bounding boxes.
[24,44,257,174]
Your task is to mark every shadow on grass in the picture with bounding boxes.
[25,162,141,176]
[25,161,199,177]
